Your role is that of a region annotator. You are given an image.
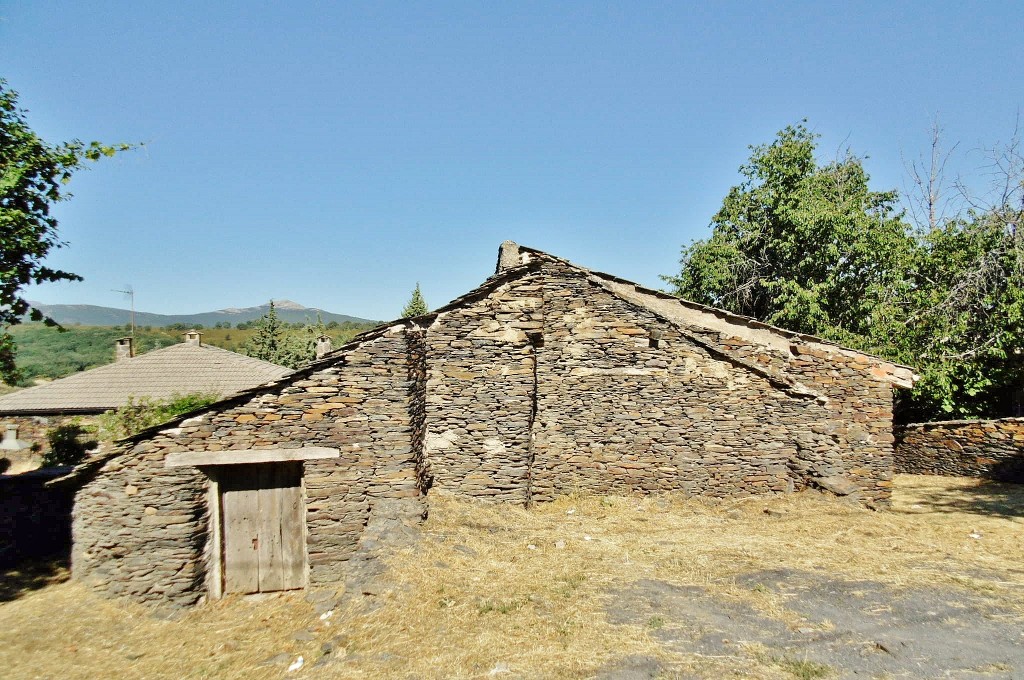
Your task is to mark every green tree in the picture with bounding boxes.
[666,121,1024,421]
[243,301,283,362]
[274,314,328,369]
[896,130,1024,420]
[662,122,914,354]
[0,79,133,383]
[402,283,429,317]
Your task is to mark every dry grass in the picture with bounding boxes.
[1,475,1021,679]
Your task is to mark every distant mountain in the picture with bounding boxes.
[26,300,378,328]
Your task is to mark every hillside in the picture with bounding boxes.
[26,300,377,328]
[6,322,378,385]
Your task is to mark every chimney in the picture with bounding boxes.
[0,424,31,451]
[184,329,203,346]
[315,335,333,360]
[115,337,134,361]
[495,240,524,274]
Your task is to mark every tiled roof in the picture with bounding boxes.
[0,343,292,414]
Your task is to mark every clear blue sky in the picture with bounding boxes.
[3,1,1022,320]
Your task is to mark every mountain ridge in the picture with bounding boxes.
[25,300,378,328]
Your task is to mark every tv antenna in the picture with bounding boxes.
[112,285,135,337]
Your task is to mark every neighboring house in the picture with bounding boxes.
[60,243,916,609]
[0,331,292,473]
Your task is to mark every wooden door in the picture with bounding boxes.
[219,463,305,594]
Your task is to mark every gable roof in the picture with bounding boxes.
[50,241,918,487]
[503,242,917,389]
[0,342,291,415]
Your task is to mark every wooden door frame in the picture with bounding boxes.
[205,464,310,599]
[164,446,339,600]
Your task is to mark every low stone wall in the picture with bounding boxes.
[0,468,75,567]
[894,418,1024,482]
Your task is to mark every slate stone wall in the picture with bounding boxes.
[531,268,807,501]
[421,262,898,505]
[894,418,1024,482]
[71,259,904,608]
[673,313,897,503]
[72,442,208,607]
[72,330,420,608]
[423,275,544,503]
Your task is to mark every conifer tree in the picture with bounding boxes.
[243,301,283,362]
[402,283,429,317]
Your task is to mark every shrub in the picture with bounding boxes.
[42,422,98,467]
[99,392,219,439]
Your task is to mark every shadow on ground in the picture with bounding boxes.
[901,479,1024,518]
[0,556,70,603]
[605,569,1024,679]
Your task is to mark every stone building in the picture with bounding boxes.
[59,242,915,608]
[0,331,291,473]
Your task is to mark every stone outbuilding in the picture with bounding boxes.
[0,331,291,472]
[59,242,915,608]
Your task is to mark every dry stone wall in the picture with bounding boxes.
[73,330,421,608]
[424,275,544,503]
[422,261,899,505]
[73,443,208,607]
[894,418,1024,482]
[664,297,897,503]
[71,256,906,609]
[531,268,809,501]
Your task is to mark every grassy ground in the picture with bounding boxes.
[0,475,1021,679]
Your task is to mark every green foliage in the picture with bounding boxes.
[665,121,1024,421]
[41,421,98,467]
[98,392,219,440]
[243,301,283,363]
[0,78,134,384]
[242,306,339,369]
[402,283,429,317]
[662,122,913,353]
[898,211,1024,420]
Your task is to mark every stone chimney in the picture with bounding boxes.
[184,329,203,346]
[496,240,525,274]
[315,335,333,360]
[115,337,134,361]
